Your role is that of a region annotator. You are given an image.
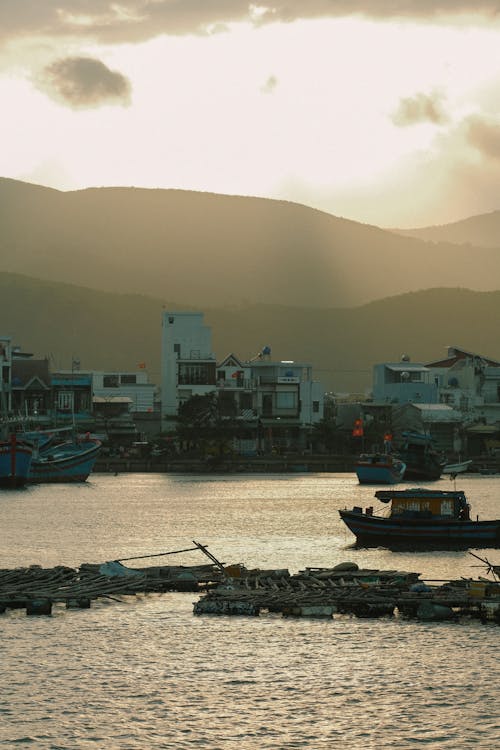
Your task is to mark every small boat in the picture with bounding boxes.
[339,487,500,549]
[0,433,33,488]
[355,453,406,485]
[397,432,445,481]
[28,437,101,483]
[442,459,473,475]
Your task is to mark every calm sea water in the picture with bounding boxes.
[1,472,499,749]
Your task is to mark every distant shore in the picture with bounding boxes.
[93,454,500,475]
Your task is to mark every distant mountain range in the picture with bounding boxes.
[2,273,500,393]
[2,177,500,309]
[3,178,500,392]
[392,211,500,248]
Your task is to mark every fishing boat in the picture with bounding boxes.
[355,453,406,485]
[28,437,101,483]
[339,487,500,549]
[397,432,445,481]
[0,432,33,488]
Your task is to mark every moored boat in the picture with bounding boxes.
[0,433,33,488]
[397,432,445,481]
[339,487,500,549]
[28,437,101,483]
[355,453,406,485]
[442,459,473,475]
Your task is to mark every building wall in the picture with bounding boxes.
[372,363,438,404]
[92,371,155,412]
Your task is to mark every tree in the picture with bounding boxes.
[176,392,239,458]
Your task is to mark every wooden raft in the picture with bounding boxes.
[193,563,500,622]
[0,561,223,615]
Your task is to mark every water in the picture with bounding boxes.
[1,473,499,749]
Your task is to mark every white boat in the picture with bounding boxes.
[442,459,473,475]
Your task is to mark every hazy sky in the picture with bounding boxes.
[2,2,500,227]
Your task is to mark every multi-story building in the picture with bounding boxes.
[372,356,438,404]
[92,370,155,413]
[161,311,217,425]
[426,346,500,424]
[0,336,13,415]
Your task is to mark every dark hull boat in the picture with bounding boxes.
[397,432,445,481]
[339,488,500,550]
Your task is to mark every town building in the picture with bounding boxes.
[368,346,500,454]
[372,356,438,404]
[0,336,13,414]
[160,312,325,451]
[92,370,156,413]
[161,311,216,424]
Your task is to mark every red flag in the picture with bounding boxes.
[352,419,364,437]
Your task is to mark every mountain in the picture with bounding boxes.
[392,210,500,248]
[3,178,500,308]
[2,273,500,393]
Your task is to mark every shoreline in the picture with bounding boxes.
[93,454,500,474]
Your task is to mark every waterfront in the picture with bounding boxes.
[1,473,499,749]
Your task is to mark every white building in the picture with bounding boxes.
[249,349,323,426]
[372,358,438,404]
[426,346,500,424]
[161,311,216,426]
[91,370,155,413]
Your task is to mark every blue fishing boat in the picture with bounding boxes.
[28,437,101,484]
[355,453,406,485]
[339,487,500,549]
[0,433,33,488]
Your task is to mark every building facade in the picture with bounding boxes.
[161,311,217,425]
[369,346,500,454]
[160,313,325,450]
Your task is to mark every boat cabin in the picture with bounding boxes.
[374,489,469,520]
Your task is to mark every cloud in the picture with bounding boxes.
[0,2,499,46]
[40,56,132,108]
[261,75,278,94]
[465,114,500,160]
[392,92,448,127]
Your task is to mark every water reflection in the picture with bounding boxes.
[1,473,499,748]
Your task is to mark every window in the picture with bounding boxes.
[240,393,252,410]
[178,363,216,385]
[441,500,453,516]
[121,374,137,385]
[313,400,320,413]
[103,375,119,388]
[174,344,180,356]
[57,392,73,411]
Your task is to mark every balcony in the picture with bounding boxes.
[217,378,255,390]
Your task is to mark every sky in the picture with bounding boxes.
[2,2,500,228]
